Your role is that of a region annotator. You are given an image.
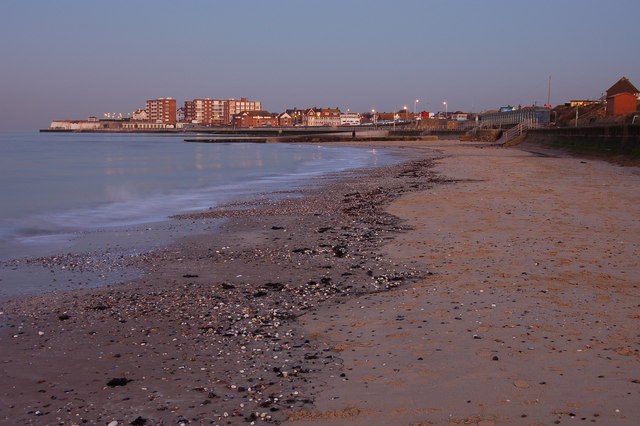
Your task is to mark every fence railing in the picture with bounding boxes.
[497,119,540,144]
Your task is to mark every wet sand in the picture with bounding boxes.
[0,142,438,425]
[295,142,640,425]
[1,140,639,425]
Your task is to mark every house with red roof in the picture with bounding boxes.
[606,77,639,116]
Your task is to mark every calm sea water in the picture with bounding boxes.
[0,132,393,261]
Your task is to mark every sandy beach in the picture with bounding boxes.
[1,140,639,425]
[294,142,640,425]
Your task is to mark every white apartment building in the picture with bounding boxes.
[340,113,361,126]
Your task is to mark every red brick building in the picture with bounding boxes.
[606,77,639,116]
[184,97,262,125]
[184,98,226,125]
[277,112,293,127]
[232,111,278,127]
[607,93,638,116]
[226,98,262,124]
[146,98,177,123]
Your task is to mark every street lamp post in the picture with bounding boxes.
[414,99,420,118]
[403,106,408,122]
[371,109,376,128]
[443,101,448,119]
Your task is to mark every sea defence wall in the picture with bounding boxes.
[391,129,468,140]
[525,125,640,156]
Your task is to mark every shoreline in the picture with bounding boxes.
[0,140,442,424]
[0,136,397,299]
[3,139,638,425]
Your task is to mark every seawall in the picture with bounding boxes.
[525,125,640,157]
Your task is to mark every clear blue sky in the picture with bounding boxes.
[1,0,639,130]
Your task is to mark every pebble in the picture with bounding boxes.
[1,157,437,424]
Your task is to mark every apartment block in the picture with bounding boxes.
[226,98,262,124]
[340,113,362,126]
[184,97,262,125]
[146,98,177,123]
[184,98,227,125]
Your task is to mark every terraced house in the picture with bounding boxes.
[302,107,341,126]
[232,110,278,127]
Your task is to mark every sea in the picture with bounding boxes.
[0,132,394,263]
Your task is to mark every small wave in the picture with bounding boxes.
[0,142,394,260]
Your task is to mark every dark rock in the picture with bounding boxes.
[107,377,133,387]
[221,283,235,289]
[58,314,70,321]
[182,274,199,278]
[263,282,284,291]
[130,416,147,425]
[253,291,268,297]
[332,246,347,258]
[292,248,312,254]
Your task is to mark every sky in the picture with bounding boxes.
[1,0,639,130]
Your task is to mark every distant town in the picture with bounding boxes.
[46,77,640,132]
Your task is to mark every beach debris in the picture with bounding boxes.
[513,380,530,389]
[1,156,437,424]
